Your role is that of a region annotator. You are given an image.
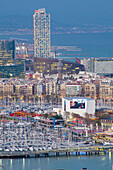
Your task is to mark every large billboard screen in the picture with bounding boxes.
[70,99,85,109]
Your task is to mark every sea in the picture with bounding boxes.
[0,32,113,170]
[0,32,113,59]
[1,153,113,170]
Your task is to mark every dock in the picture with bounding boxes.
[0,145,111,158]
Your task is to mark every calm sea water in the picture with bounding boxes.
[1,153,113,170]
[0,32,113,58]
[52,33,113,59]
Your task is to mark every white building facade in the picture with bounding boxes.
[62,97,95,118]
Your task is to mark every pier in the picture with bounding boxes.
[0,145,110,158]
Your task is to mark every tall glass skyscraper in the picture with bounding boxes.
[33,8,50,58]
[0,40,15,66]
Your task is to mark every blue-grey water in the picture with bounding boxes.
[52,33,113,59]
[0,32,113,58]
[1,153,113,170]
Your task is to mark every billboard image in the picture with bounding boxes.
[70,99,85,109]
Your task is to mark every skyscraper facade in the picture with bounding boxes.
[33,8,50,58]
[0,40,15,66]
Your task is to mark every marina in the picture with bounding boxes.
[0,100,111,159]
[0,112,110,160]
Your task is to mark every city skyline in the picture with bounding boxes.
[0,1,112,170]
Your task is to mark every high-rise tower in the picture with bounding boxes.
[33,8,50,58]
[0,40,15,66]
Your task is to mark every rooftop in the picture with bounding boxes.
[63,97,94,101]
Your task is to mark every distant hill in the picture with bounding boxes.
[0,15,33,29]
[0,15,78,29]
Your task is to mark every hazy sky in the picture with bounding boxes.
[0,0,113,25]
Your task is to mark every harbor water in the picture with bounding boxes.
[0,32,113,58]
[1,153,113,170]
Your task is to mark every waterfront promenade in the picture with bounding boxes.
[0,145,112,158]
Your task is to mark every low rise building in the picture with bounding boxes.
[84,83,96,99]
[0,84,14,97]
[46,80,57,95]
[100,81,110,99]
[65,83,82,97]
